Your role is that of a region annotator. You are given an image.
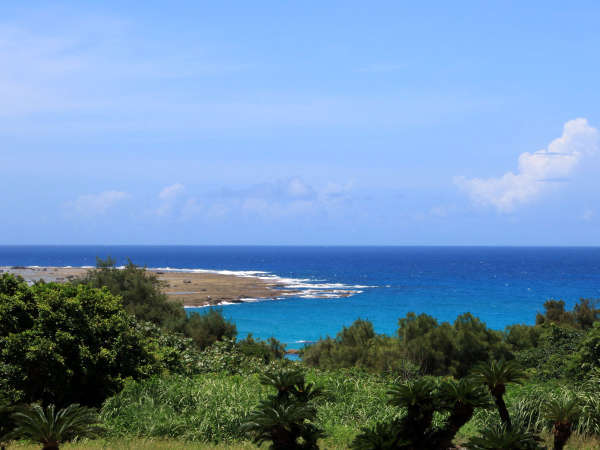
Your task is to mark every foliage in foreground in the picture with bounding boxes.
[242,369,324,449]
[350,376,493,449]
[99,369,397,445]
[10,404,102,450]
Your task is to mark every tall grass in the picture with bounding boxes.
[100,369,399,447]
[99,369,600,448]
[101,374,268,442]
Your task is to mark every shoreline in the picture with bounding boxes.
[0,265,366,307]
[0,265,295,306]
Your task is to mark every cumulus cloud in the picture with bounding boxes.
[156,183,185,216]
[455,118,599,212]
[64,190,130,216]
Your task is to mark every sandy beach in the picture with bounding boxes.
[0,266,296,307]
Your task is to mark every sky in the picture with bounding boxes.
[1,1,600,245]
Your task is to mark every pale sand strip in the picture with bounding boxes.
[0,266,297,307]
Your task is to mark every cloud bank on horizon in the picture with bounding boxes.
[455,118,599,213]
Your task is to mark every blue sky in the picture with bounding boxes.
[1,1,600,245]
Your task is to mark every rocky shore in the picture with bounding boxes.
[0,266,297,307]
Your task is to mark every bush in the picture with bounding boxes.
[0,273,203,408]
[514,324,585,381]
[0,274,159,406]
[303,313,513,378]
[184,308,237,350]
[302,319,416,376]
[568,322,600,378]
[398,313,513,377]
[236,334,286,362]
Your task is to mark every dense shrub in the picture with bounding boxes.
[236,334,287,362]
[304,313,511,378]
[184,308,237,350]
[0,274,156,406]
[302,319,417,376]
[196,338,291,375]
[514,324,584,381]
[568,322,600,378]
[0,273,208,408]
[399,312,513,377]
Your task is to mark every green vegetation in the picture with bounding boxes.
[1,260,600,449]
[0,273,162,406]
[242,369,324,449]
[10,404,102,450]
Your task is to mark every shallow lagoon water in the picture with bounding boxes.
[2,245,600,349]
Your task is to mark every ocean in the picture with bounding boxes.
[1,246,599,349]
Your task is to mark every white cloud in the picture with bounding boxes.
[455,118,599,212]
[164,178,353,221]
[159,183,185,200]
[64,190,130,216]
[582,209,594,221]
[156,183,185,216]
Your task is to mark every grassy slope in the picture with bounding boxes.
[98,369,397,447]
[8,370,599,449]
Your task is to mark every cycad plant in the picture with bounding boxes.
[11,403,102,450]
[471,360,525,431]
[259,369,323,402]
[433,378,491,449]
[350,419,411,450]
[352,378,442,450]
[387,378,439,440]
[242,368,324,450]
[544,394,580,450]
[466,423,544,450]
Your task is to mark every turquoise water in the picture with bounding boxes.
[2,246,599,348]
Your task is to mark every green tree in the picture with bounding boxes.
[398,313,512,377]
[184,308,237,350]
[535,298,599,330]
[0,274,156,406]
[573,298,600,329]
[79,258,238,351]
[78,257,186,330]
[11,403,102,450]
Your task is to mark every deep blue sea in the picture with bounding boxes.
[1,246,600,349]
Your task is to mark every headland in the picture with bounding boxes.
[0,266,296,307]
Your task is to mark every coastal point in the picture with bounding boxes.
[0,266,296,306]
